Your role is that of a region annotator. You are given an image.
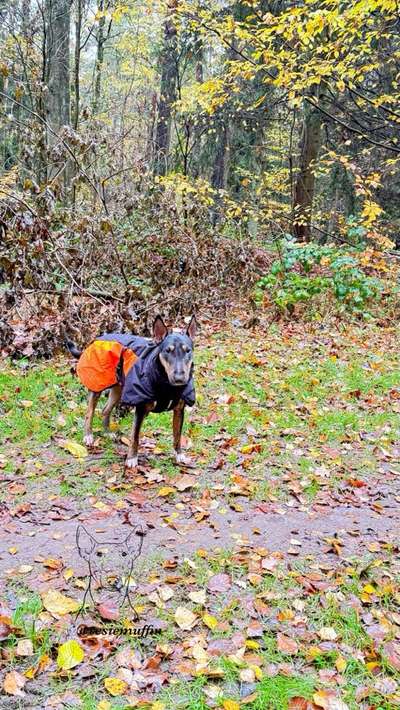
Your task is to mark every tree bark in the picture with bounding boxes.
[293,100,323,241]
[293,84,328,241]
[211,121,230,191]
[73,0,82,129]
[153,10,178,176]
[45,0,71,130]
[93,0,106,114]
[45,0,71,188]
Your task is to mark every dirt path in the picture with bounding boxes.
[2,477,399,591]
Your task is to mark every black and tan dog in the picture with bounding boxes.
[66,316,197,469]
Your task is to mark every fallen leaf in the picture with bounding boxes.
[174,606,197,630]
[57,640,84,670]
[313,690,349,709]
[158,486,176,497]
[16,639,34,657]
[3,670,26,697]
[207,573,231,593]
[188,590,206,605]
[104,677,128,696]
[317,627,338,641]
[222,701,240,710]
[277,633,298,655]
[42,589,80,615]
[203,613,219,630]
[59,439,88,458]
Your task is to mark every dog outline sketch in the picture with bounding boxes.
[76,524,145,621]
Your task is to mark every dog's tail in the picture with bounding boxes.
[65,338,82,359]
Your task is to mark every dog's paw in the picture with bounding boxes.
[83,434,94,446]
[125,456,138,469]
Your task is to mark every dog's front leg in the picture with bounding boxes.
[173,399,185,464]
[126,403,148,469]
[101,384,122,431]
[84,391,100,446]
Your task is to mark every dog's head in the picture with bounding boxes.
[76,524,145,593]
[153,315,197,387]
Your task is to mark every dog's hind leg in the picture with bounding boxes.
[173,399,185,464]
[101,384,122,431]
[84,391,100,446]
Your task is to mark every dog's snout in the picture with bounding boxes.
[172,368,187,385]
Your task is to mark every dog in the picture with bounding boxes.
[66,315,197,469]
[76,524,145,618]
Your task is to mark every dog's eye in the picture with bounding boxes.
[96,550,103,557]
[167,345,174,353]
[121,551,127,557]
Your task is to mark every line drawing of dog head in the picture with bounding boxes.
[76,524,145,620]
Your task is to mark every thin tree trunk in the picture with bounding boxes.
[93,0,105,114]
[45,0,71,188]
[211,121,230,190]
[153,10,178,176]
[73,0,82,129]
[293,85,327,241]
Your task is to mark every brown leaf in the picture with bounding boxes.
[382,641,400,671]
[207,573,231,593]
[277,633,298,655]
[313,690,349,709]
[3,670,26,697]
[97,602,120,621]
[288,699,318,710]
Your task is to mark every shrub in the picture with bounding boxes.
[255,238,385,316]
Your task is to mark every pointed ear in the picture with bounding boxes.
[153,315,168,343]
[186,315,198,340]
[124,526,145,559]
[76,525,96,561]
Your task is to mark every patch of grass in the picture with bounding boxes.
[248,674,316,709]
[158,676,208,710]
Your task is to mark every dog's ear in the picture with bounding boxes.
[153,315,168,343]
[123,526,145,559]
[186,315,198,340]
[76,525,96,561]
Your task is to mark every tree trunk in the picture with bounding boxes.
[93,0,106,114]
[293,97,324,241]
[153,11,178,176]
[73,0,82,129]
[45,0,71,188]
[46,0,70,130]
[211,121,230,191]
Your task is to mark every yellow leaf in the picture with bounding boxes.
[174,606,197,630]
[158,486,176,497]
[104,677,128,696]
[151,702,166,710]
[97,702,111,710]
[57,640,84,670]
[245,640,259,649]
[42,589,80,615]
[363,584,375,594]
[335,654,347,672]
[203,613,218,630]
[222,701,240,710]
[59,439,88,458]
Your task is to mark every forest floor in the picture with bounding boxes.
[1,319,400,710]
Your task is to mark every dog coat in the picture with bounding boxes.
[76,333,195,412]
